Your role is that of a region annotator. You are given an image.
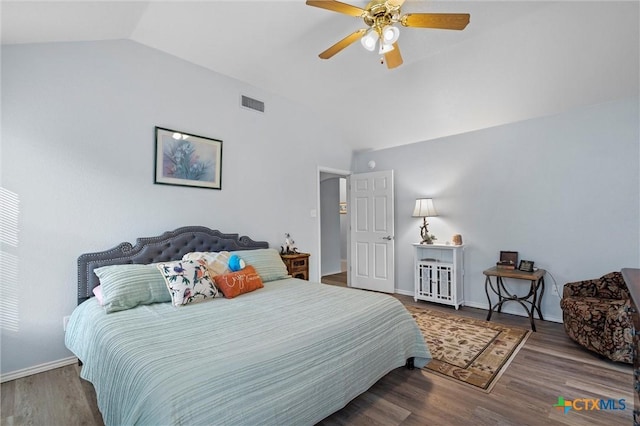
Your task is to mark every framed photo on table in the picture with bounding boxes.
[154,127,223,190]
[519,260,535,272]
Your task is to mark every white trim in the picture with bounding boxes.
[463,300,563,323]
[1,356,78,383]
[395,289,563,323]
[317,166,352,176]
[395,288,413,297]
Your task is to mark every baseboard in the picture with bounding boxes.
[1,356,78,383]
[394,289,563,323]
[463,300,563,323]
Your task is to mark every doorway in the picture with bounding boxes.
[317,167,350,285]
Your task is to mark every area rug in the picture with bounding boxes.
[406,305,531,392]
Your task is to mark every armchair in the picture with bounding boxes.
[560,272,633,364]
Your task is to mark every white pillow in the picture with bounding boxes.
[182,251,231,278]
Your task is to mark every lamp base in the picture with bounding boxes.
[419,218,437,245]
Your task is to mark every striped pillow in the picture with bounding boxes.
[231,248,290,282]
[94,264,172,313]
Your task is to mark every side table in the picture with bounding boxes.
[280,252,310,280]
[483,266,546,331]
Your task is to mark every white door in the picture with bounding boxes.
[349,170,395,293]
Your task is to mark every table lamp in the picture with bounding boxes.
[412,198,438,244]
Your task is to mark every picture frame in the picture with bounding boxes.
[518,260,535,272]
[154,127,222,190]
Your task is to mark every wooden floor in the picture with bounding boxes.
[2,279,634,426]
[321,271,348,287]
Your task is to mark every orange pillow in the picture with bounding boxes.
[213,266,264,299]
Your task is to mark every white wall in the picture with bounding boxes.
[352,97,640,322]
[333,1,639,151]
[1,40,352,376]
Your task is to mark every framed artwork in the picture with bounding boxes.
[154,127,222,190]
[339,202,347,214]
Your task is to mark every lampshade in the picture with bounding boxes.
[360,30,378,52]
[378,42,395,54]
[412,198,438,217]
[381,25,400,45]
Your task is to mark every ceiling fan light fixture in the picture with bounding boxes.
[360,30,378,51]
[378,42,395,54]
[306,0,469,69]
[381,25,400,45]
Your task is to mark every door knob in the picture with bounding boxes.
[382,236,394,240]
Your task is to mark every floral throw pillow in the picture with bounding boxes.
[156,260,218,306]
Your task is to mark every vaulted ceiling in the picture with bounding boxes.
[2,1,638,151]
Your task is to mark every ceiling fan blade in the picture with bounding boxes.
[306,0,365,17]
[401,13,470,30]
[319,29,367,59]
[385,42,403,69]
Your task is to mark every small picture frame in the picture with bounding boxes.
[154,127,223,190]
[518,260,535,272]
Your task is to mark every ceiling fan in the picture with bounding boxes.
[306,0,470,69]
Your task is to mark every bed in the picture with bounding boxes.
[65,226,431,425]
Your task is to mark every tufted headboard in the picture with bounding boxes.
[77,226,269,305]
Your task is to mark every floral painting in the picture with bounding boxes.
[154,127,223,189]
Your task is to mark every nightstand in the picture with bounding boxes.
[281,253,310,280]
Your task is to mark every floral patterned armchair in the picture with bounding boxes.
[560,272,633,364]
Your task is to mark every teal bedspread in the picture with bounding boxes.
[65,279,431,425]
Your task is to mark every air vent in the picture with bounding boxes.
[241,95,265,113]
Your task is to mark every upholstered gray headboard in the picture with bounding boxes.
[77,226,269,305]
